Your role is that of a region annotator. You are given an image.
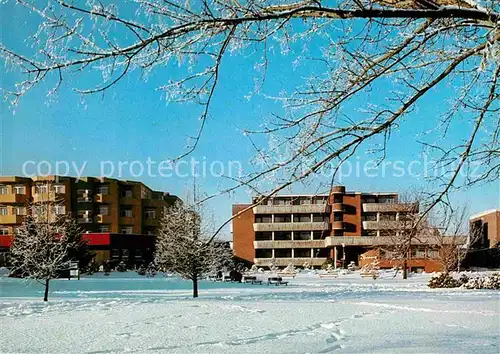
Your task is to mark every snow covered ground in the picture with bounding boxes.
[1,271,499,353]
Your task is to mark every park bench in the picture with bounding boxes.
[319,273,338,279]
[360,272,379,279]
[267,277,289,286]
[243,276,263,285]
[223,275,233,282]
[277,272,297,278]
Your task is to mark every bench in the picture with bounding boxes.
[267,277,289,286]
[319,273,338,279]
[243,276,263,285]
[277,272,297,278]
[223,275,233,282]
[360,272,379,279]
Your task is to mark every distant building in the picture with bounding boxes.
[469,209,500,249]
[0,175,180,264]
[232,185,463,273]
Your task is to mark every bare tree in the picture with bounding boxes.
[1,1,498,234]
[154,200,231,298]
[9,198,83,301]
[431,206,479,273]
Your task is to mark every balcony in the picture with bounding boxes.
[362,220,404,230]
[253,204,330,214]
[0,215,24,224]
[95,193,114,203]
[362,203,418,213]
[253,240,326,249]
[253,222,329,232]
[0,194,27,203]
[119,216,136,225]
[325,236,467,247]
[77,217,93,224]
[96,214,113,224]
[253,257,327,267]
[332,221,344,230]
[33,192,64,203]
[144,218,158,227]
[331,203,344,212]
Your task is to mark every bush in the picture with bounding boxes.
[462,273,500,290]
[428,272,461,288]
[428,272,500,290]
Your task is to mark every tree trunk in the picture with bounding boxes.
[402,259,408,280]
[43,278,50,302]
[192,277,198,298]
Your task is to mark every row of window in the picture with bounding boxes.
[0,184,136,198]
[255,215,330,223]
[255,248,329,258]
[0,225,155,235]
[255,231,327,241]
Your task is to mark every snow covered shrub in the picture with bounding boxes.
[428,272,461,288]
[462,273,500,290]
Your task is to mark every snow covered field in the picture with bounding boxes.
[1,271,499,353]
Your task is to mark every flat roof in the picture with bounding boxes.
[469,209,500,220]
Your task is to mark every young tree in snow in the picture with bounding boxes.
[431,206,480,273]
[154,200,231,298]
[9,198,85,301]
[1,1,498,234]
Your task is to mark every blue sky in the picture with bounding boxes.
[1,2,498,236]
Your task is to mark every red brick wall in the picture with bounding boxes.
[232,204,255,263]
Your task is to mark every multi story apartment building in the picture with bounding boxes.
[0,175,179,236]
[232,185,460,272]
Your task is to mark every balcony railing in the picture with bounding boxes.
[332,221,344,230]
[253,222,329,232]
[253,240,326,249]
[0,215,24,224]
[331,203,344,212]
[253,204,330,214]
[325,236,467,247]
[362,203,418,213]
[253,257,327,267]
[96,214,113,224]
[0,194,27,203]
[362,220,405,230]
[33,192,64,203]
[77,217,93,224]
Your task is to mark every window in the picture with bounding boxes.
[0,207,8,216]
[121,188,133,198]
[274,198,291,206]
[52,206,66,215]
[313,215,329,222]
[313,197,327,205]
[13,207,26,216]
[274,232,292,241]
[255,249,273,258]
[0,185,8,194]
[312,231,324,240]
[36,185,48,193]
[298,198,311,205]
[275,249,292,258]
[120,208,133,217]
[295,214,311,222]
[97,185,109,195]
[427,249,439,259]
[121,226,133,234]
[362,213,377,221]
[333,214,342,221]
[294,249,311,258]
[144,208,156,219]
[379,213,396,221]
[98,225,110,233]
[111,249,120,259]
[98,205,109,215]
[363,196,376,203]
[333,196,342,203]
[14,185,26,194]
[52,184,65,193]
[274,214,291,223]
[294,231,311,240]
[379,196,395,204]
[0,228,9,235]
[411,247,426,258]
[255,232,272,241]
[255,215,272,223]
[77,210,91,217]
